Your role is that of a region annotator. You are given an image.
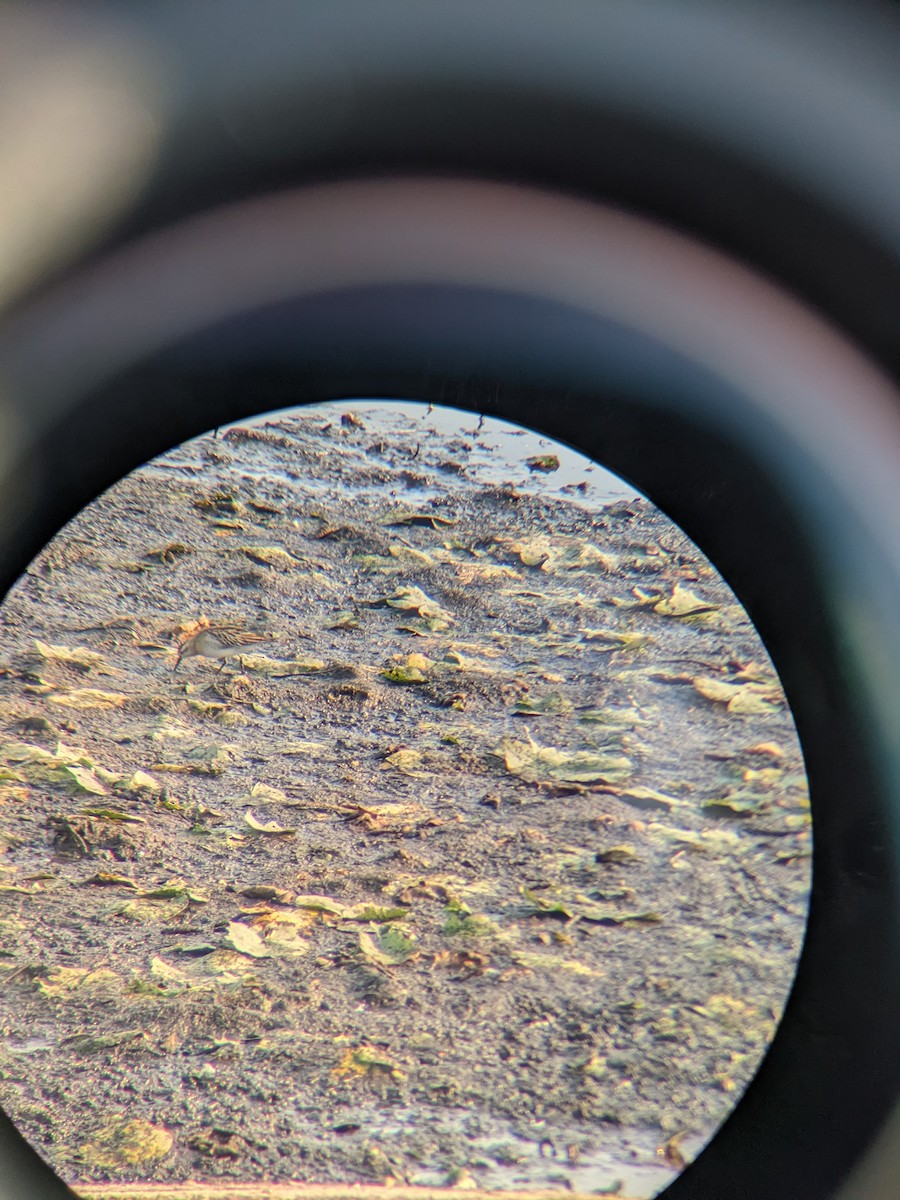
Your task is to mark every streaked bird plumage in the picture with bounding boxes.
[174,623,272,670]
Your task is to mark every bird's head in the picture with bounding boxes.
[173,638,195,671]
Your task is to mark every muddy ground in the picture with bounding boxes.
[0,404,810,1197]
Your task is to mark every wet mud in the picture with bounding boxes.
[0,405,810,1196]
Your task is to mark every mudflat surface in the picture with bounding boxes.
[0,405,810,1198]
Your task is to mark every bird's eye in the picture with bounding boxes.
[0,397,810,1195]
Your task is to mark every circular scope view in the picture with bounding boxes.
[0,401,811,1198]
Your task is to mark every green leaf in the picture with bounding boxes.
[79,807,145,823]
[358,926,417,965]
[500,733,632,784]
[382,666,428,685]
[525,455,560,473]
[511,693,573,716]
[294,894,348,915]
[521,887,574,920]
[442,910,498,938]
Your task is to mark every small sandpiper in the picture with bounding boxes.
[174,623,273,671]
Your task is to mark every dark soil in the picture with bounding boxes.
[0,405,810,1197]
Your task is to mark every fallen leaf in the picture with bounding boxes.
[143,543,193,564]
[344,904,408,922]
[581,629,654,652]
[64,1029,149,1054]
[500,733,632,785]
[1,741,109,795]
[294,894,349,916]
[332,1045,406,1081]
[378,586,454,624]
[239,654,325,676]
[442,910,498,938]
[653,583,720,617]
[122,770,162,795]
[521,887,574,920]
[358,926,417,966]
[62,767,110,795]
[525,454,560,473]
[383,666,428,685]
[577,904,661,925]
[381,748,425,775]
[511,950,599,975]
[243,811,295,836]
[79,807,145,823]
[79,1117,173,1172]
[512,693,573,716]
[506,539,618,574]
[248,782,288,804]
[48,689,128,710]
[600,785,681,813]
[256,914,311,958]
[703,790,769,817]
[37,966,121,999]
[693,675,783,715]
[118,896,190,923]
[745,741,786,759]
[223,921,269,958]
[625,584,719,619]
[32,641,117,675]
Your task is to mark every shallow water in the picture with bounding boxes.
[322,1103,706,1196]
[148,399,642,509]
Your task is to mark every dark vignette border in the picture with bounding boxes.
[0,282,897,1200]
